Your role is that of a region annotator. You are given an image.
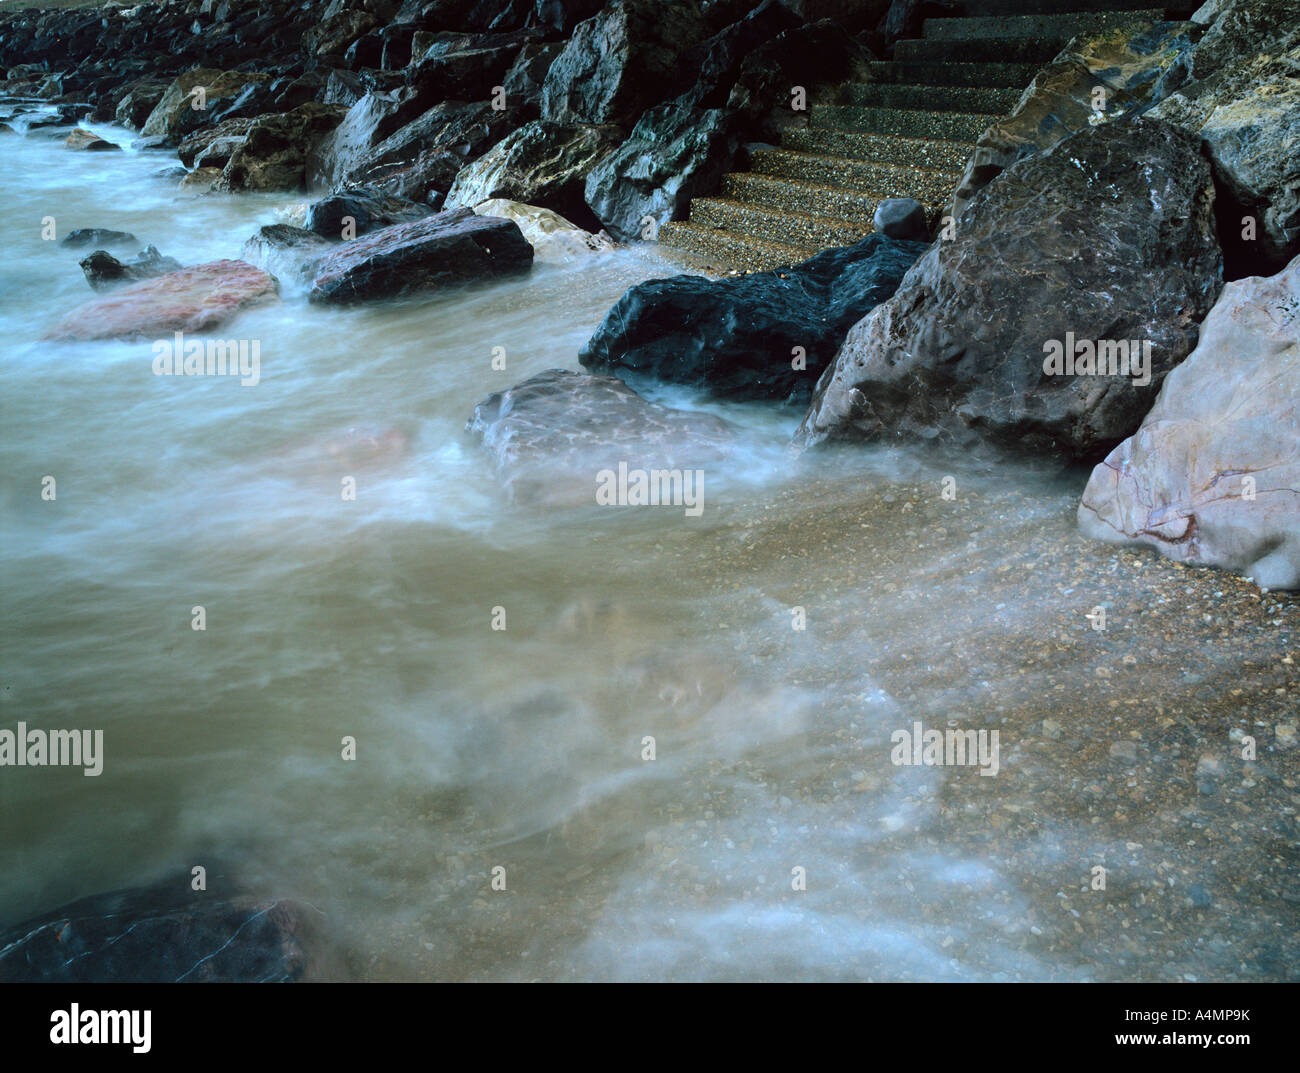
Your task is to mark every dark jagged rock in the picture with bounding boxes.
[139,69,271,144]
[446,118,620,231]
[584,99,740,243]
[305,186,437,238]
[308,88,438,191]
[540,0,710,127]
[681,0,802,110]
[178,116,257,168]
[307,206,533,304]
[500,41,563,120]
[0,873,314,983]
[219,103,348,192]
[797,120,1224,461]
[80,246,183,291]
[405,30,530,103]
[466,368,736,505]
[113,79,170,131]
[304,8,380,59]
[581,232,926,402]
[60,228,137,250]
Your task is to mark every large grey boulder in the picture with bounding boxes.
[796,120,1223,461]
[1078,254,1300,589]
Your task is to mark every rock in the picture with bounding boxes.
[880,0,959,51]
[331,100,512,203]
[0,873,312,983]
[60,228,137,250]
[471,198,614,262]
[540,0,710,127]
[873,198,928,241]
[445,118,620,232]
[43,260,280,342]
[1109,740,1140,762]
[947,22,1202,224]
[582,232,925,402]
[113,79,170,130]
[406,30,529,103]
[307,89,438,192]
[177,116,257,169]
[466,368,736,505]
[139,69,271,144]
[305,186,436,239]
[583,98,740,243]
[64,128,119,151]
[500,41,563,120]
[1078,254,1300,590]
[796,121,1223,460]
[304,8,380,58]
[307,207,533,305]
[180,167,224,192]
[80,246,183,291]
[218,104,347,193]
[240,224,335,284]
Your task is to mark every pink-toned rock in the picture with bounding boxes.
[44,260,280,341]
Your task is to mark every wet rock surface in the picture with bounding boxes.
[80,246,183,291]
[582,232,926,402]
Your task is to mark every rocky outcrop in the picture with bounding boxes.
[1078,254,1300,590]
[583,99,740,243]
[44,260,280,341]
[796,121,1224,460]
[218,104,347,192]
[80,246,183,291]
[445,119,620,231]
[581,232,926,402]
[471,198,614,262]
[0,873,313,983]
[140,69,271,144]
[466,368,736,505]
[540,0,710,127]
[307,207,533,305]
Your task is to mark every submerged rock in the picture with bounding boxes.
[60,228,137,250]
[307,207,533,305]
[240,224,334,284]
[1078,254,1300,590]
[470,199,614,263]
[466,368,735,506]
[796,121,1223,460]
[445,119,621,232]
[0,873,313,983]
[580,233,926,402]
[80,246,182,291]
[64,127,119,151]
[44,260,280,341]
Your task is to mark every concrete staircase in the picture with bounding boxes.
[659,1,1200,273]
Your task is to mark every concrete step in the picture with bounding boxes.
[723,171,881,221]
[658,221,818,274]
[749,149,961,206]
[861,60,1039,88]
[949,0,1198,15]
[923,9,1166,40]
[689,197,870,250]
[840,82,1022,114]
[895,35,1076,64]
[779,128,973,172]
[810,104,994,142]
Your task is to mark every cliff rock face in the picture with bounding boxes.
[796,121,1223,461]
[1078,254,1300,590]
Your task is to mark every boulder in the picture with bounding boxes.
[0,874,312,983]
[466,368,736,506]
[499,41,564,120]
[307,207,533,305]
[796,121,1224,460]
[445,118,621,231]
[303,8,380,58]
[471,198,614,262]
[139,69,271,144]
[583,99,740,243]
[540,0,710,127]
[1078,254,1300,589]
[874,197,927,240]
[112,78,170,130]
[580,232,926,402]
[177,116,256,169]
[240,224,335,284]
[307,89,436,191]
[60,228,137,250]
[405,30,530,103]
[64,128,119,151]
[218,104,348,193]
[305,186,436,238]
[43,260,280,341]
[80,246,183,291]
